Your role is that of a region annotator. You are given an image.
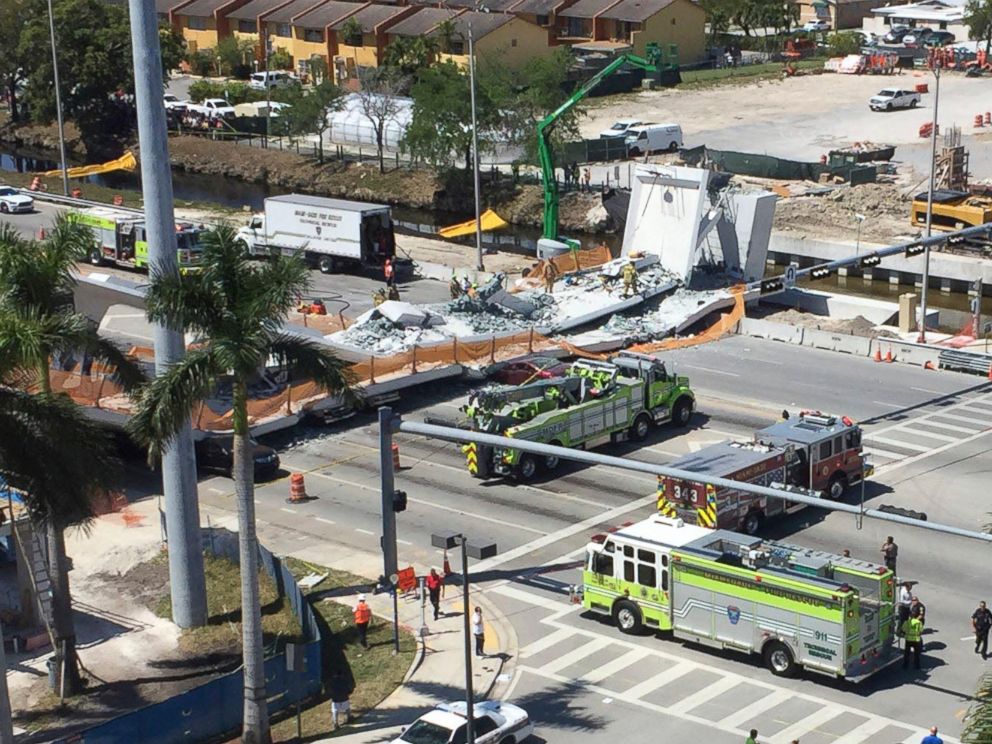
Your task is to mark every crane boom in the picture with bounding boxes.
[538,50,661,242]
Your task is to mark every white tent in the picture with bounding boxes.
[326,93,413,150]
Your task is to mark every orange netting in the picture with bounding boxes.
[516,245,613,291]
[628,285,745,353]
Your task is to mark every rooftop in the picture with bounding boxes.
[599,0,673,22]
[228,0,294,20]
[667,440,785,478]
[330,2,408,30]
[386,7,461,36]
[264,0,333,23]
[512,0,561,13]
[267,194,390,212]
[293,0,363,27]
[441,0,525,10]
[157,0,190,13]
[559,0,617,20]
[175,0,237,17]
[445,10,515,38]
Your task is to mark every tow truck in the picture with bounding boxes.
[461,352,694,481]
[657,411,872,534]
[582,515,897,680]
[70,207,205,273]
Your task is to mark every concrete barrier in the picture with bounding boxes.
[738,317,805,345]
[801,327,873,356]
[872,338,942,368]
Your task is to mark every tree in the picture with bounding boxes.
[356,68,408,173]
[435,18,457,54]
[381,36,438,79]
[341,16,363,47]
[128,226,351,744]
[966,0,992,54]
[0,0,32,124]
[700,0,735,42]
[0,218,145,695]
[216,35,256,79]
[159,23,187,75]
[268,46,292,71]
[826,31,863,56]
[283,80,344,162]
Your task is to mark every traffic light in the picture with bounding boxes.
[858,254,882,269]
[760,276,784,294]
[810,266,832,281]
[392,489,407,512]
[904,242,926,258]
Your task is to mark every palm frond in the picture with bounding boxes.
[963,672,992,743]
[268,333,355,394]
[144,270,224,336]
[128,348,221,457]
[244,254,311,328]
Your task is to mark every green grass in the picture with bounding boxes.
[679,59,826,89]
[267,558,417,742]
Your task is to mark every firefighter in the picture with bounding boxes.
[449,272,462,299]
[622,261,638,298]
[901,612,924,670]
[372,288,387,307]
[353,594,372,649]
[387,284,400,302]
[541,261,560,294]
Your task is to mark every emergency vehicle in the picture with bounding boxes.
[657,411,872,534]
[582,515,897,681]
[71,207,205,272]
[461,352,694,481]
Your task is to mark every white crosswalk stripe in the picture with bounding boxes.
[917,419,981,434]
[896,426,958,443]
[771,705,844,744]
[538,638,611,675]
[579,647,650,685]
[867,435,931,453]
[666,676,740,715]
[830,718,895,744]
[623,662,694,698]
[717,689,792,730]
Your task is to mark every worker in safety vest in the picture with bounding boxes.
[354,594,372,649]
[541,261,560,294]
[622,261,638,297]
[384,258,395,287]
[902,614,924,670]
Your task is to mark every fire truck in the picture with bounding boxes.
[657,411,871,534]
[582,515,897,681]
[71,207,205,273]
[461,352,695,481]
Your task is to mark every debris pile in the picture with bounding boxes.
[773,183,909,242]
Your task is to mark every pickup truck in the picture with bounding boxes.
[187,98,236,119]
[869,88,921,112]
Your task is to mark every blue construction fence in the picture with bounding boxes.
[56,527,323,744]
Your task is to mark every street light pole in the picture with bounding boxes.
[459,537,476,744]
[46,0,69,196]
[920,62,941,343]
[855,213,865,257]
[265,35,272,148]
[467,16,484,273]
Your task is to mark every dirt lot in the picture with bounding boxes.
[772,181,914,243]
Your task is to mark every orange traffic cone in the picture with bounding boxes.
[36,227,46,241]
[443,549,452,577]
[392,443,400,470]
[923,360,934,370]
[988,363,992,381]
[287,472,308,503]
[885,350,893,363]
[874,348,883,363]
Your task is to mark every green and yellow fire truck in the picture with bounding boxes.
[582,515,897,681]
[71,207,205,272]
[461,351,694,481]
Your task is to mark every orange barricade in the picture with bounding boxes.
[396,566,417,594]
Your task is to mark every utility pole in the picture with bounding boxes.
[0,618,12,744]
[919,62,940,343]
[265,35,272,148]
[459,537,476,744]
[467,13,484,272]
[128,0,208,628]
[45,0,69,196]
[378,406,400,653]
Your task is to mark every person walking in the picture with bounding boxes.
[921,726,943,744]
[745,729,759,744]
[426,568,443,621]
[973,601,992,658]
[353,594,372,649]
[902,612,924,670]
[881,536,898,573]
[383,257,395,287]
[472,606,485,657]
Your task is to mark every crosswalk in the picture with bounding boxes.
[491,583,960,744]
[863,389,992,472]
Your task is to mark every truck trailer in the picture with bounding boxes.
[583,515,897,681]
[235,194,398,274]
[462,352,694,481]
[657,411,871,534]
[71,207,205,273]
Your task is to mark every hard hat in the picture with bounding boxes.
[358,594,366,601]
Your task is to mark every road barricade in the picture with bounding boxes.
[801,327,873,356]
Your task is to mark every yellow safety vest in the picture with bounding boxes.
[902,617,923,642]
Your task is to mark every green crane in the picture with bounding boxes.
[537,47,663,243]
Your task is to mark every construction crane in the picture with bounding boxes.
[537,47,664,248]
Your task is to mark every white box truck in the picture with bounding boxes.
[236,194,398,274]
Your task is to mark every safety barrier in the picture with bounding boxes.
[871,339,942,369]
[737,317,806,345]
[800,327,873,357]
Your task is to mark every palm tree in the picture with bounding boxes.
[128,225,351,744]
[0,216,146,694]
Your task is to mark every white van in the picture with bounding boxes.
[249,71,295,90]
[625,123,683,156]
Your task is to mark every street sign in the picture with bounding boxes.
[784,264,798,290]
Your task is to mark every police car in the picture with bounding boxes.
[393,701,533,744]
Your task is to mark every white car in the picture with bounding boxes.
[0,186,34,214]
[869,88,921,111]
[393,701,533,744]
[163,93,188,112]
[599,119,642,139]
[249,71,297,90]
[802,20,831,32]
[188,98,236,119]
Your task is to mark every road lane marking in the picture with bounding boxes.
[623,662,694,699]
[539,638,611,675]
[910,386,945,395]
[895,426,958,443]
[867,435,931,453]
[872,401,905,409]
[667,676,739,715]
[354,528,374,535]
[919,419,981,434]
[718,689,792,730]
[580,647,651,685]
[519,628,578,659]
[875,426,992,477]
[772,705,844,744]
[863,447,907,461]
[926,411,990,426]
[315,517,336,525]
[682,364,740,377]
[397,538,412,546]
[829,718,892,744]
[280,507,297,514]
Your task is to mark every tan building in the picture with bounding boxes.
[226,0,298,52]
[511,0,579,43]
[329,3,419,80]
[556,0,703,61]
[172,0,255,51]
[435,11,554,69]
[261,0,340,65]
[290,0,367,71]
[797,0,877,30]
[383,7,464,49]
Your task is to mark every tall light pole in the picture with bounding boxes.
[265,35,273,147]
[919,61,941,343]
[45,0,69,196]
[431,531,497,744]
[467,13,485,272]
[854,213,866,257]
[128,0,208,629]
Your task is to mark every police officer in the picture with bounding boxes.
[973,601,992,658]
[902,613,924,670]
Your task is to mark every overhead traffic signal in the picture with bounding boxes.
[760,277,785,295]
[810,266,832,281]
[858,254,882,268]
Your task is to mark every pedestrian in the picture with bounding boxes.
[461,276,472,296]
[902,612,924,670]
[921,725,943,744]
[353,594,372,649]
[384,257,395,287]
[910,595,927,627]
[472,606,485,657]
[972,601,992,658]
[328,669,351,729]
[426,567,443,621]
[897,581,913,632]
[745,729,759,744]
[881,536,898,573]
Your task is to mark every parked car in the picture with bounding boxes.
[249,71,297,90]
[163,93,188,112]
[903,28,934,47]
[802,20,831,32]
[195,436,281,481]
[869,88,921,111]
[924,30,955,47]
[599,119,643,139]
[625,123,683,155]
[490,356,568,385]
[883,25,911,43]
[392,701,533,744]
[187,98,236,119]
[0,186,34,214]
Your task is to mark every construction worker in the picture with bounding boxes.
[387,284,400,302]
[622,261,638,298]
[372,288,387,307]
[353,594,372,649]
[449,271,462,299]
[902,612,924,670]
[541,261,560,294]
[384,257,395,287]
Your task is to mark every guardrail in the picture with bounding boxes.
[939,348,992,375]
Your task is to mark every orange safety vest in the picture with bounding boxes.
[354,602,371,624]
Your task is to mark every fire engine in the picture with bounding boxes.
[70,207,205,273]
[657,411,872,534]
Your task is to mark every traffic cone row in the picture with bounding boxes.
[874,348,893,363]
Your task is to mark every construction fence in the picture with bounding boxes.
[680,145,876,184]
